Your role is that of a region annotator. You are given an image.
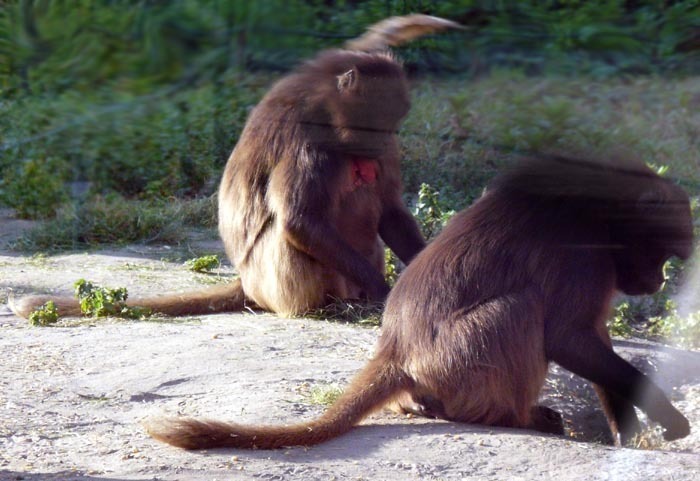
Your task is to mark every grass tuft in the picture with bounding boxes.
[12,196,217,252]
[305,300,383,326]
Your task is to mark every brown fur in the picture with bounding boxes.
[344,14,463,52]
[216,48,424,316]
[10,14,465,319]
[148,351,410,449]
[147,154,692,449]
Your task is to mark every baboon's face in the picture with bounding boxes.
[613,182,693,296]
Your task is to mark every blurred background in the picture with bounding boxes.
[1,0,699,345]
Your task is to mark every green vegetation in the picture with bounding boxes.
[403,75,700,199]
[28,300,58,326]
[652,311,700,349]
[185,254,220,273]
[1,159,67,219]
[309,384,344,406]
[384,248,400,288]
[2,1,698,98]
[0,75,262,210]
[385,182,456,286]
[412,183,457,239]
[608,302,638,338]
[74,279,150,319]
[12,195,216,251]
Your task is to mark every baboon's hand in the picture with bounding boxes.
[660,409,690,441]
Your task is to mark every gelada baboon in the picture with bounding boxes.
[11,15,460,319]
[147,153,692,449]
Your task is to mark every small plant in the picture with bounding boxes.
[608,302,636,338]
[412,183,456,240]
[307,384,344,406]
[185,254,220,273]
[73,279,150,319]
[28,300,59,326]
[383,183,457,287]
[384,249,400,287]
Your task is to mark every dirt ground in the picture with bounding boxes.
[1,209,699,481]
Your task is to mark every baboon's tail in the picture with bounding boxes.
[10,278,249,319]
[146,354,411,449]
[345,14,462,52]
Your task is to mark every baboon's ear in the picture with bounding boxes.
[337,68,358,92]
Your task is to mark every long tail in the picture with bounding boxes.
[145,354,411,449]
[9,278,249,319]
[345,14,463,52]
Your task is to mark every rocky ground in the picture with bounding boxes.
[0,209,698,480]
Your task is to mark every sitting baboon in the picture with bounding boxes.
[11,15,461,319]
[147,153,692,449]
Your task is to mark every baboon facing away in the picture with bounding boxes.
[147,153,693,449]
[11,15,461,319]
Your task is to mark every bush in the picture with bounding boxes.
[0,158,67,219]
[0,76,264,215]
[185,255,220,273]
[2,1,699,98]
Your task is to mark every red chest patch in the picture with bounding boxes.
[350,158,378,189]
